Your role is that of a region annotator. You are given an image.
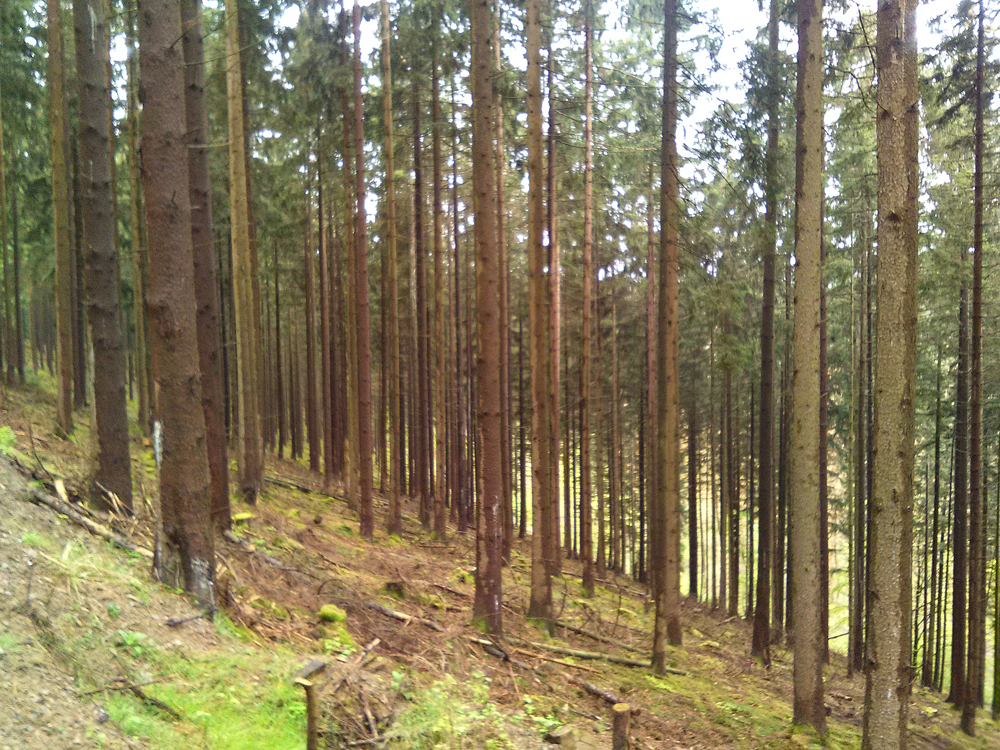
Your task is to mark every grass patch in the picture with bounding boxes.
[105,638,305,749]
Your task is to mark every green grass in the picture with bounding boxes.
[104,635,306,749]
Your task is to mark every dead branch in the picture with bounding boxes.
[27,488,153,558]
[555,621,646,654]
[510,647,601,674]
[364,601,444,632]
[222,530,317,580]
[508,637,655,669]
[128,683,181,720]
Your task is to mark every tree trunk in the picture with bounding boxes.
[182,0,228,527]
[412,69,430,529]
[922,346,942,688]
[470,0,503,636]
[547,45,562,573]
[48,0,74,436]
[0,83,10,384]
[351,1,373,540]
[226,0,263,504]
[653,0,683,669]
[861,0,918,743]
[526,0,553,623]
[962,0,986,733]
[789,0,825,729]
[73,0,133,510]
[432,23,447,540]
[495,8,513,563]
[318,135,334,491]
[303,161,319,473]
[137,0,214,607]
[950,282,969,705]
[382,0,402,537]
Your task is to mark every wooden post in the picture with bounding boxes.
[294,659,327,750]
[612,702,630,750]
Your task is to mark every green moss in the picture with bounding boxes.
[319,604,347,623]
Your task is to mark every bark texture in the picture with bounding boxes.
[137,0,215,607]
[789,0,825,730]
[861,0,918,745]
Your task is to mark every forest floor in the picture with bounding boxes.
[0,373,998,749]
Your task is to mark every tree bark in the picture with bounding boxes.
[789,0,825,729]
[580,6,595,598]
[962,0,986,733]
[470,0,503,636]
[137,0,215,607]
[182,0,228,527]
[527,0,553,623]
[861,0,918,743]
[303,160,319,474]
[382,0,402,537]
[73,0,133,510]
[653,0,683,669]
[48,0,74,437]
[226,0,263,504]
[432,23,447,540]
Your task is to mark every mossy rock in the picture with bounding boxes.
[319,604,347,623]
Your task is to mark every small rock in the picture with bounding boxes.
[94,707,109,724]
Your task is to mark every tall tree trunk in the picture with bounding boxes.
[274,242,285,458]
[595,284,605,575]
[226,0,263,503]
[0,83,10,384]
[412,68,429,529]
[470,0,503,636]
[352,0,373,540]
[611,294,621,573]
[495,7,513,563]
[183,0,229,526]
[579,8,595,598]
[688,367,698,599]
[451,87,466,533]
[819,241,829,663]
[547,45,562,573]
[318,137,335,491]
[48,0,74,436]
[138,0,214,607]
[862,0,918,742]
[922,346,942,688]
[646,166,658,590]
[653,0,683,669]
[382,0,402,537]
[73,0,133,509]
[303,162,319,473]
[950,282,970,705]
[432,23,447,540]
[962,0,986,733]
[789,0,825,730]
[526,0,553,623]
[12,162,24,383]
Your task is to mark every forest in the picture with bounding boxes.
[0,0,997,746]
